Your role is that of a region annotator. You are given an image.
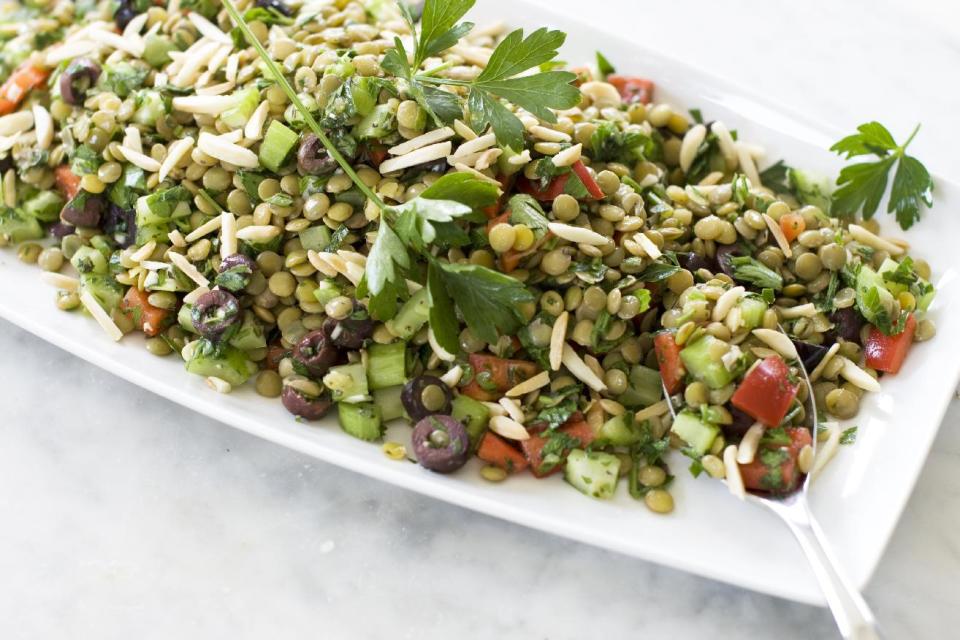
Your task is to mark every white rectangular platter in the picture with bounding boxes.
[2,0,959,605]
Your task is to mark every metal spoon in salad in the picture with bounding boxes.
[661,326,880,640]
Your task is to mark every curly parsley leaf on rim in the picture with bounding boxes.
[830,122,933,230]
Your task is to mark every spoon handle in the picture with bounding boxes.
[771,500,881,639]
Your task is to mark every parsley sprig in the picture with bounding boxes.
[830,122,933,230]
[383,0,580,149]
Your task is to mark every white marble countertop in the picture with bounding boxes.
[2,1,959,638]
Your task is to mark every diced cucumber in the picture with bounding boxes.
[312,279,341,305]
[680,335,735,389]
[259,120,299,172]
[385,287,428,339]
[564,449,621,499]
[877,258,905,295]
[323,363,369,403]
[497,145,526,176]
[185,341,254,386]
[299,225,331,251]
[670,410,719,455]
[135,187,191,227]
[227,311,266,352]
[366,342,407,390]
[79,274,123,313]
[338,402,382,442]
[856,265,896,328]
[220,86,260,129]
[0,208,42,242]
[143,35,177,68]
[595,413,641,447]
[22,190,64,222]
[738,296,767,330]
[618,365,663,408]
[351,76,379,117]
[71,246,108,275]
[373,385,406,422]
[177,303,196,334]
[133,90,167,126]
[451,394,491,450]
[353,103,395,140]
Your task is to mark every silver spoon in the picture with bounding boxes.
[661,333,881,639]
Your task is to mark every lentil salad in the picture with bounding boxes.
[0,0,939,514]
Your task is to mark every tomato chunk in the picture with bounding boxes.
[0,63,49,115]
[121,287,173,337]
[740,448,799,494]
[730,356,798,427]
[864,313,916,374]
[606,75,654,104]
[779,212,806,243]
[461,354,539,401]
[653,332,684,395]
[521,420,596,478]
[54,165,82,200]
[476,432,528,473]
[517,173,570,202]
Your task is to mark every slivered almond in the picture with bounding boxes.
[548,222,609,246]
[498,397,525,423]
[168,251,209,287]
[812,422,841,479]
[307,251,338,277]
[197,81,234,96]
[751,328,799,360]
[88,28,144,57]
[118,146,161,172]
[79,291,124,341]
[505,371,550,397]
[724,445,746,499]
[452,132,496,159]
[633,232,662,259]
[388,127,454,156]
[809,342,840,383]
[122,12,148,38]
[172,95,234,115]
[185,215,222,242]
[634,400,669,422]
[452,162,502,185]
[736,423,765,464]
[32,104,52,150]
[551,143,582,168]
[680,124,707,173]
[129,240,156,263]
[489,415,530,441]
[712,286,745,322]
[778,302,817,319]
[123,126,142,153]
[159,136,195,182]
[244,100,270,140]
[453,119,477,140]
[168,229,187,248]
[197,131,259,168]
[839,357,881,393]
[549,311,569,371]
[439,365,463,388]
[0,111,33,137]
[848,224,905,256]
[235,225,280,243]
[561,343,607,392]
[46,40,101,65]
[735,141,761,188]
[762,212,792,258]
[379,141,452,174]
[40,272,79,291]
[187,12,232,45]
[220,211,237,259]
[183,286,210,305]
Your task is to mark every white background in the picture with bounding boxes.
[2,1,959,638]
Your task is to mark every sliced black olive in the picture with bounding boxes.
[828,307,864,344]
[297,134,338,175]
[322,303,373,349]
[60,59,101,106]
[102,203,136,248]
[114,1,138,30]
[293,330,338,378]
[676,251,713,274]
[255,0,293,17]
[714,244,744,279]
[191,290,241,341]
[220,253,257,273]
[791,339,830,371]
[722,406,757,439]
[60,192,104,228]
[215,253,257,292]
[281,386,332,420]
[48,222,76,239]
[411,415,470,473]
[401,375,452,422]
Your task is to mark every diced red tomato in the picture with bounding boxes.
[785,427,813,456]
[606,75,654,104]
[121,287,172,337]
[779,212,806,243]
[461,354,540,401]
[476,432,528,473]
[653,332,684,395]
[730,356,799,427]
[517,172,570,202]
[485,211,510,235]
[865,313,916,374]
[364,144,388,168]
[521,419,596,478]
[739,427,812,494]
[54,165,82,200]
[0,63,49,115]
[570,160,604,199]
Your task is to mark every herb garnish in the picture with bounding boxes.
[830,122,933,230]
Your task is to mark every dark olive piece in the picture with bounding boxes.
[293,330,339,378]
[48,222,76,239]
[102,204,136,248]
[411,415,470,474]
[714,244,744,279]
[676,251,713,274]
[401,375,452,422]
[828,307,863,344]
[297,134,338,175]
[60,59,102,106]
[219,253,257,273]
[722,406,757,440]
[255,0,293,16]
[791,339,830,372]
[281,386,332,420]
[322,309,374,350]
[114,1,138,30]
[191,290,241,341]
[60,193,104,228]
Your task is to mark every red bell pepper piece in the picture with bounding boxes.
[864,314,916,374]
[461,354,540,401]
[730,356,799,427]
[476,432,528,473]
[121,287,172,337]
[521,419,596,478]
[571,160,604,199]
[0,63,49,115]
[606,75,654,105]
[54,165,82,200]
[517,172,571,202]
[653,332,685,395]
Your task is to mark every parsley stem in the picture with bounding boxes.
[901,122,921,151]
[222,0,386,212]
[415,75,471,87]
[419,61,455,77]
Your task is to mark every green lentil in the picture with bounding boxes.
[145,337,173,356]
[37,247,64,272]
[17,243,41,264]
[56,291,80,311]
[255,370,283,398]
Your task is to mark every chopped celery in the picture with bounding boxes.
[618,365,662,408]
[338,402,382,442]
[220,86,260,129]
[738,296,768,331]
[227,311,266,351]
[680,335,735,389]
[312,279,341,305]
[0,207,42,242]
[133,90,167,126]
[259,120,299,172]
[596,413,642,447]
[373,385,405,422]
[353,103,395,140]
[79,274,123,313]
[22,190,64,222]
[366,342,407,390]
[298,225,331,251]
[451,394,491,450]
[177,303,196,334]
[670,410,719,455]
[185,341,254,386]
[323,363,369,403]
[135,186,191,227]
[564,449,621,499]
[385,287,428,339]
